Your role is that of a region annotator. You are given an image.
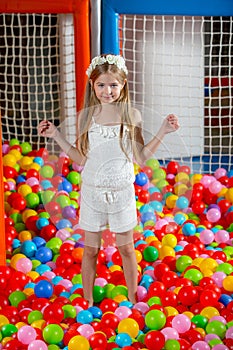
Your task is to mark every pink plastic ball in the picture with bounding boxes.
[171,314,191,333]
[133,302,149,314]
[206,208,221,223]
[214,230,229,243]
[17,325,37,344]
[192,340,210,350]
[94,277,108,287]
[209,180,223,194]
[114,306,132,320]
[77,324,94,338]
[214,168,227,179]
[16,257,33,273]
[28,340,48,350]
[137,285,148,301]
[199,229,215,245]
[161,327,179,340]
[211,271,226,287]
[226,326,233,339]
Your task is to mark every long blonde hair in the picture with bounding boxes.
[77,55,136,159]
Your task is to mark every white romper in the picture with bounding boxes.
[79,118,137,233]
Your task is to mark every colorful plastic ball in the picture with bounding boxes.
[36,217,50,230]
[77,310,93,324]
[182,222,196,236]
[171,314,191,333]
[206,208,221,223]
[17,325,37,344]
[40,164,54,178]
[118,318,139,338]
[135,172,149,186]
[145,330,165,350]
[89,331,107,348]
[93,285,106,303]
[68,335,90,350]
[145,309,166,330]
[143,246,159,262]
[25,192,40,208]
[35,247,53,263]
[222,276,233,292]
[115,332,132,347]
[42,324,64,344]
[15,257,32,273]
[176,255,192,273]
[8,290,27,307]
[199,229,215,244]
[28,340,48,350]
[34,280,54,298]
[176,196,189,209]
[62,206,77,219]
[206,320,226,339]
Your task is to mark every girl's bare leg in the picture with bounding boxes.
[116,230,138,304]
[81,231,102,307]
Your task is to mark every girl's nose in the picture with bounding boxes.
[104,85,112,94]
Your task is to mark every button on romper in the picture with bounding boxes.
[79,118,137,233]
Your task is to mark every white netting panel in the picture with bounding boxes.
[120,15,232,173]
[0,13,76,150]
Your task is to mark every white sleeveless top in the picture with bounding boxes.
[81,118,135,189]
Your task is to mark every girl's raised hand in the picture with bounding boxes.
[161,114,180,134]
[38,120,58,138]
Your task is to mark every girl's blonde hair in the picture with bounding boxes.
[77,54,137,159]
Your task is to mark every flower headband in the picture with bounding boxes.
[86,54,128,77]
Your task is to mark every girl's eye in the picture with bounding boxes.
[111,84,118,87]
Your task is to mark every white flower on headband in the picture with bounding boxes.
[86,54,128,77]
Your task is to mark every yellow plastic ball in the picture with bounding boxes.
[199,258,218,273]
[166,194,178,209]
[3,154,17,167]
[0,315,9,328]
[222,276,233,292]
[164,306,178,317]
[174,183,188,196]
[162,234,177,248]
[22,209,38,223]
[18,184,32,197]
[18,230,33,242]
[226,188,233,203]
[118,318,140,338]
[19,156,33,170]
[135,250,142,263]
[200,306,219,319]
[190,174,203,185]
[113,294,128,303]
[8,149,22,161]
[159,245,175,259]
[30,163,41,171]
[68,335,90,350]
[10,253,26,269]
[175,172,190,184]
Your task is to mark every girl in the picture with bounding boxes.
[38,54,179,306]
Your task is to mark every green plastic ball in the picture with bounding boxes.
[93,285,106,303]
[42,324,64,344]
[145,309,166,330]
[143,246,159,262]
[67,171,81,185]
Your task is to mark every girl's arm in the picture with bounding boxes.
[133,110,180,165]
[38,120,86,166]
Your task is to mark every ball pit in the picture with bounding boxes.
[1,140,233,349]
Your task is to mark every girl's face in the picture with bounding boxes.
[92,72,125,104]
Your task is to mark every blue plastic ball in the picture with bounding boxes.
[56,219,72,229]
[115,333,132,347]
[36,217,50,230]
[34,280,54,298]
[76,310,93,324]
[20,240,37,258]
[35,247,53,263]
[58,179,72,193]
[32,236,46,248]
[135,172,149,186]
